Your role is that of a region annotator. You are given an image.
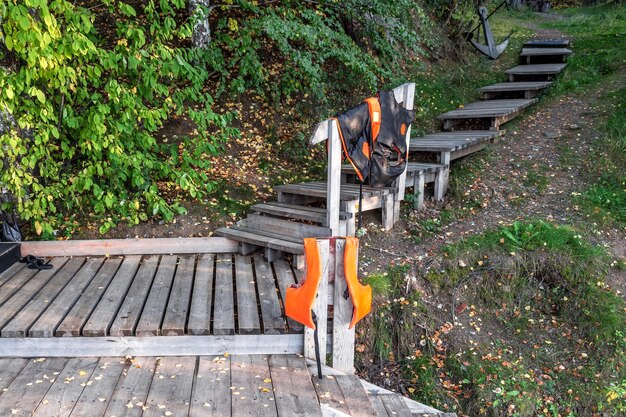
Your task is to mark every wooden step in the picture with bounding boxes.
[520,47,572,57]
[215,226,304,255]
[477,81,552,99]
[409,130,499,154]
[505,63,567,81]
[244,214,332,239]
[275,181,391,202]
[437,99,536,130]
[520,47,572,64]
[251,202,352,224]
[523,38,570,48]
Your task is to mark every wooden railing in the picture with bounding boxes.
[308,83,416,235]
[302,237,358,374]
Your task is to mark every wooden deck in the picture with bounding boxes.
[0,254,302,347]
[0,355,451,417]
[505,63,567,81]
[437,99,536,130]
[477,81,552,99]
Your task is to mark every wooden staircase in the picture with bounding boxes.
[217,38,571,266]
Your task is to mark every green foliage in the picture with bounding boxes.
[543,4,626,94]
[582,175,626,224]
[578,88,626,225]
[430,222,626,416]
[209,0,433,108]
[0,0,236,235]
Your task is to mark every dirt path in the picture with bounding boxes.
[360,68,626,296]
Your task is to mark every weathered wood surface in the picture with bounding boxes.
[506,63,567,75]
[0,355,451,417]
[520,47,572,57]
[437,99,537,119]
[0,253,303,339]
[410,130,499,153]
[523,39,570,48]
[251,202,352,223]
[477,81,552,93]
[215,226,305,255]
[20,237,239,257]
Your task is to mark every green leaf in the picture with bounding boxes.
[5,85,14,100]
[507,390,520,397]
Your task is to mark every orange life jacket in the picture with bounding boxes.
[285,238,372,330]
[285,238,322,329]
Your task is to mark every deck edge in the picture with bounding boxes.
[20,237,239,256]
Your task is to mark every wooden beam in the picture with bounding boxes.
[0,334,303,357]
[327,120,342,234]
[19,237,239,257]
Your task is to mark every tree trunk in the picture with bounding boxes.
[189,0,211,49]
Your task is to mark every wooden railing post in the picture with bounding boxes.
[332,238,356,373]
[303,238,357,374]
[310,120,342,236]
[304,239,330,365]
[326,121,342,235]
[392,83,416,223]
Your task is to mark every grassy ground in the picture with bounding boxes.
[357,4,626,417]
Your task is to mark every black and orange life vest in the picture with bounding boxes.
[334,90,415,188]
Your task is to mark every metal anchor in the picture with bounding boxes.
[468,1,512,60]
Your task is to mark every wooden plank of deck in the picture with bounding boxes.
[213,254,235,335]
[190,356,231,417]
[312,374,353,415]
[368,395,392,417]
[109,255,159,336]
[335,375,378,417]
[231,355,278,417]
[103,356,157,417]
[235,255,261,334]
[135,255,177,336]
[31,357,100,417]
[255,254,287,334]
[2,258,86,337]
[0,257,69,331]
[0,334,303,357]
[0,357,69,417]
[0,261,27,289]
[0,358,28,391]
[379,394,414,417]
[29,258,104,338]
[0,263,44,306]
[55,257,123,337]
[269,355,323,417]
[143,356,196,417]
[187,254,215,335]
[162,255,196,335]
[82,256,142,336]
[68,357,126,417]
[20,237,238,257]
[272,260,304,333]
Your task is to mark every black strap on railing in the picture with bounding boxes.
[358,181,363,230]
[312,312,323,379]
